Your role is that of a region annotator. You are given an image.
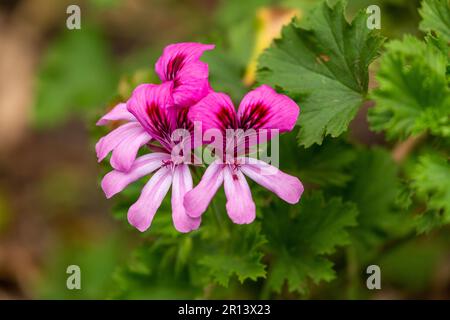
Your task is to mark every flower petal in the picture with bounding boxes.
[183,160,224,218]
[127,167,172,232]
[101,153,170,198]
[155,42,214,106]
[96,103,136,126]
[237,84,299,132]
[223,166,256,224]
[127,83,175,147]
[240,158,303,204]
[95,122,147,163]
[188,92,238,133]
[171,164,201,233]
[110,129,152,172]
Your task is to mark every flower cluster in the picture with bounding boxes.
[96,42,303,233]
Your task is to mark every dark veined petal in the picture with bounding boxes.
[188,92,238,133]
[155,42,215,106]
[127,82,175,148]
[237,84,299,132]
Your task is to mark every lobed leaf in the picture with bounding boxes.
[257,0,384,147]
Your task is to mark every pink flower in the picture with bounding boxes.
[155,42,214,106]
[95,42,213,172]
[184,85,304,225]
[101,82,201,233]
[95,42,214,233]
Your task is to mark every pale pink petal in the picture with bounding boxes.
[171,164,201,233]
[96,103,136,126]
[127,82,175,145]
[110,128,152,172]
[127,167,172,232]
[240,158,303,204]
[101,153,170,198]
[155,42,214,106]
[188,92,237,132]
[95,122,146,163]
[183,160,225,218]
[237,84,299,132]
[223,166,256,224]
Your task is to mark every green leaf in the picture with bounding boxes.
[34,28,117,128]
[411,153,450,233]
[278,132,357,187]
[419,0,450,43]
[257,0,384,147]
[112,240,201,299]
[345,148,404,250]
[198,223,267,287]
[263,191,358,294]
[369,35,450,140]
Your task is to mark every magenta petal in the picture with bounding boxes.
[101,153,170,199]
[96,103,136,126]
[171,164,201,233]
[155,42,214,106]
[110,128,152,172]
[183,160,224,218]
[170,62,210,106]
[127,83,175,142]
[95,122,146,163]
[240,159,304,204]
[223,166,256,224]
[156,43,215,79]
[127,167,172,232]
[188,92,237,132]
[237,84,299,132]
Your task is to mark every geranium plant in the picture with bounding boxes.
[95,0,449,299]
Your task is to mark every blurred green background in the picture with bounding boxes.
[0,0,449,300]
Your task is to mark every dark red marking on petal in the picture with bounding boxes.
[176,106,193,131]
[165,54,186,82]
[216,106,238,131]
[146,102,172,144]
[239,102,270,130]
[231,162,241,180]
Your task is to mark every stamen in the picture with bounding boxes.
[162,159,173,168]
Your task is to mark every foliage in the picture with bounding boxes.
[257,0,385,146]
[419,0,450,42]
[368,35,450,140]
[262,192,357,294]
[81,0,450,299]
